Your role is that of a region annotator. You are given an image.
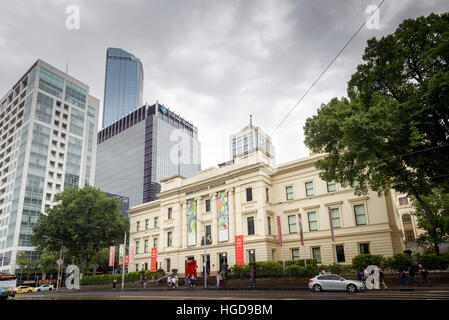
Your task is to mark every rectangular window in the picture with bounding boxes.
[247,217,255,235]
[331,208,341,228]
[308,212,318,231]
[144,240,148,253]
[327,181,337,192]
[65,81,87,109]
[266,188,269,202]
[167,232,172,247]
[359,243,370,255]
[153,238,158,248]
[291,248,300,260]
[168,207,173,219]
[354,204,367,226]
[267,216,272,235]
[286,186,294,200]
[136,221,140,232]
[205,199,210,212]
[248,250,256,264]
[38,67,64,98]
[35,92,53,124]
[154,217,158,228]
[136,241,139,254]
[312,247,322,264]
[288,215,297,233]
[399,197,409,205]
[202,225,212,245]
[145,219,149,229]
[166,258,171,273]
[246,188,253,202]
[305,182,314,196]
[336,245,345,263]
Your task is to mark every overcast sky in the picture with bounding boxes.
[1,0,448,169]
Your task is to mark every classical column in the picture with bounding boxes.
[211,193,218,244]
[227,188,235,241]
[196,197,202,247]
[181,200,188,248]
[234,186,242,236]
[177,201,184,248]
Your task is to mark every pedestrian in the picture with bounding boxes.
[185,274,190,288]
[321,269,326,275]
[112,278,117,290]
[379,268,387,289]
[216,273,222,289]
[408,266,419,286]
[174,275,179,288]
[363,268,369,281]
[418,264,432,287]
[399,268,409,288]
[167,276,172,288]
[143,276,148,288]
[248,272,255,289]
[356,270,362,281]
[191,274,196,288]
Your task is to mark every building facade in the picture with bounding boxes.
[0,59,100,273]
[95,102,201,208]
[102,48,144,128]
[230,121,274,159]
[128,149,405,275]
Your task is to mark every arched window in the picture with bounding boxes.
[402,214,412,223]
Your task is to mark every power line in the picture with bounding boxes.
[270,0,386,137]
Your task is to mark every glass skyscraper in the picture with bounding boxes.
[102,48,144,128]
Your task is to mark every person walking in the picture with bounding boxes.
[418,264,432,287]
[167,275,172,288]
[216,273,222,289]
[190,274,196,288]
[185,274,190,288]
[173,274,178,288]
[363,268,369,282]
[112,278,117,290]
[399,268,409,288]
[408,266,419,287]
[143,276,148,288]
[356,270,362,281]
[379,268,387,289]
[249,272,255,289]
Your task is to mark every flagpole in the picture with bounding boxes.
[298,212,306,267]
[328,207,338,264]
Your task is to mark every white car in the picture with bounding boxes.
[309,274,366,293]
[34,284,54,292]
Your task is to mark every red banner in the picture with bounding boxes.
[109,246,115,267]
[277,216,283,246]
[235,235,244,265]
[328,207,335,241]
[125,256,129,266]
[151,248,157,271]
[298,213,304,246]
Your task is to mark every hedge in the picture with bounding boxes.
[80,271,158,285]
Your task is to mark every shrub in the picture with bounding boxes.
[230,264,249,278]
[417,253,449,271]
[255,261,284,278]
[383,253,412,272]
[352,254,384,271]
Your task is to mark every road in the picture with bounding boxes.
[10,287,449,300]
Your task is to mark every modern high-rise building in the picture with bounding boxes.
[0,59,100,273]
[95,102,201,208]
[102,48,144,128]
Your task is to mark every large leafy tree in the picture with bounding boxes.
[304,13,449,254]
[32,185,129,274]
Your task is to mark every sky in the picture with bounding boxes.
[1,0,448,170]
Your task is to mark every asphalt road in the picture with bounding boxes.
[9,287,449,300]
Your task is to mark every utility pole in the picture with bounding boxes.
[121,232,127,290]
[328,207,338,264]
[203,227,207,288]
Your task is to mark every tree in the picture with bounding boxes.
[32,185,129,275]
[88,247,110,275]
[304,13,449,253]
[38,248,60,276]
[16,252,31,281]
[411,188,449,251]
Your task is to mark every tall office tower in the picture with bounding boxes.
[0,59,100,273]
[102,48,144,128]
[95,102,201,208]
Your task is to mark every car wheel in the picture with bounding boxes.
[37,289,41,292]
[347,284,357,293]
[49,288,52,291]
[313,284,322,292]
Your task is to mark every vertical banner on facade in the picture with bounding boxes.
[129,243,134,264]
[150,248,157,272]
[187,199,197,246]
[217,191,229,242]
[119,244,124,265]
[298,213,304,246]
[235,235,244,265]
[109,246,115,267]
[328,207,335,241]
[277,216,283,246]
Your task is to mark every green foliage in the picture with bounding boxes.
[255,261,284,278]
[352,254,384,270]
[80,271,158,285]
[416,253,449,271]
[383,253,412,271]
[32,185,129,273]
[230,264,250,278]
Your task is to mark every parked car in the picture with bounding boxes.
[0,287,15,299]
[16,285,34,293]
[309,274,365,293]
[34,284,54,292]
